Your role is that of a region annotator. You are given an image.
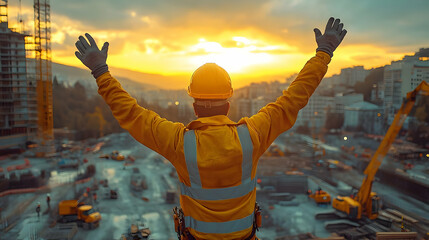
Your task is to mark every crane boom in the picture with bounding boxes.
[356,81,429,213]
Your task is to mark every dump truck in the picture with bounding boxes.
[58,200,101,229]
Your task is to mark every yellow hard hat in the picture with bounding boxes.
[188,63,233,99]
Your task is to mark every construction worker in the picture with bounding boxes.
[46,193,51,208]
[75,17,347,240]
[36,202,41,219]
[93,192,98,203]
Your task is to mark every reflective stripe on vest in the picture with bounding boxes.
[184,213,254,234]
[182,125,255,234]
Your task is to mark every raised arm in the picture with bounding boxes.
[247,17,347,156]
[74,34,184,162]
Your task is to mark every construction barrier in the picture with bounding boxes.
[0,177,92,198]
[5,158,31,172]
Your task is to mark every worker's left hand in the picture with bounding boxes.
[75,33,109,78]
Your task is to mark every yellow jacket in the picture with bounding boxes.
[96,51,331,239]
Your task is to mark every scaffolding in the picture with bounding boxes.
[0,0,53,154]
[0,0,7,24]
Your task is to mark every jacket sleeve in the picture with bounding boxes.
[96,72,185,164]
[246,51,331,157]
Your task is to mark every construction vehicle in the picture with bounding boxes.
[58,200,101,229]
[326,159,352,171]
[332,81,429,220]
[111,151,125,161]
[120,224,151,240]
[308,187,331,204]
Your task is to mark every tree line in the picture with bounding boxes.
[53,77,194,140]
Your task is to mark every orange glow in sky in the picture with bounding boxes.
[6,1,427,89]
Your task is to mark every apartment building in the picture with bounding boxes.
[0,22,37,150]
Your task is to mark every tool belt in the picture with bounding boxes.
[173,203,262,240]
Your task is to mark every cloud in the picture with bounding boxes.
[15,0,427,55]
[10,0,428,88]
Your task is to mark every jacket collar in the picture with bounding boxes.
[186,115,237,130]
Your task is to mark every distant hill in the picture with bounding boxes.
[52,62,160,96]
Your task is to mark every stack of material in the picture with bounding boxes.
[376,232,417,240]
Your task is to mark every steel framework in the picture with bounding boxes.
[34,0,53,150]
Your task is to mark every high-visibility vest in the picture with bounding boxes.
[180,125,255,235]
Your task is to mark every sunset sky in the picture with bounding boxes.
[6,0,429,89]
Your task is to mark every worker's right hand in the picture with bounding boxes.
[75,33,109,79]
[314,17,347,57]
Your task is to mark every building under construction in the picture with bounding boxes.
[0,0,52,153]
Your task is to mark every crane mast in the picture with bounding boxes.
[34,0,53,154]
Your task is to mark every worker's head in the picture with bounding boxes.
[188,63,233,118]
[130,224,138,234]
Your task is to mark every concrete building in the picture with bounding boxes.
[383,50,429,122]
[231,80,287,119]
[371,81,384,103]
[235,98,251,118]
[296,95,335,130]
[0,21,37,150]
[250,97,269,116]
[324,74,341,86]
[294,92,364,130]
[234,81,284,101]
[344,101,383,134]
[235,97,270,118]
[340,66,369,86]
[333,93,364,114]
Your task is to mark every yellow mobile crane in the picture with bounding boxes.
[332,81,429,220]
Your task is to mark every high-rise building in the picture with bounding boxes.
[383,49,429,122]
[0,7,37,150]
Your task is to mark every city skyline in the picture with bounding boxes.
[5,0,429,89]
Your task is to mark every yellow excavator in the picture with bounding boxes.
[332,81,429,220]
